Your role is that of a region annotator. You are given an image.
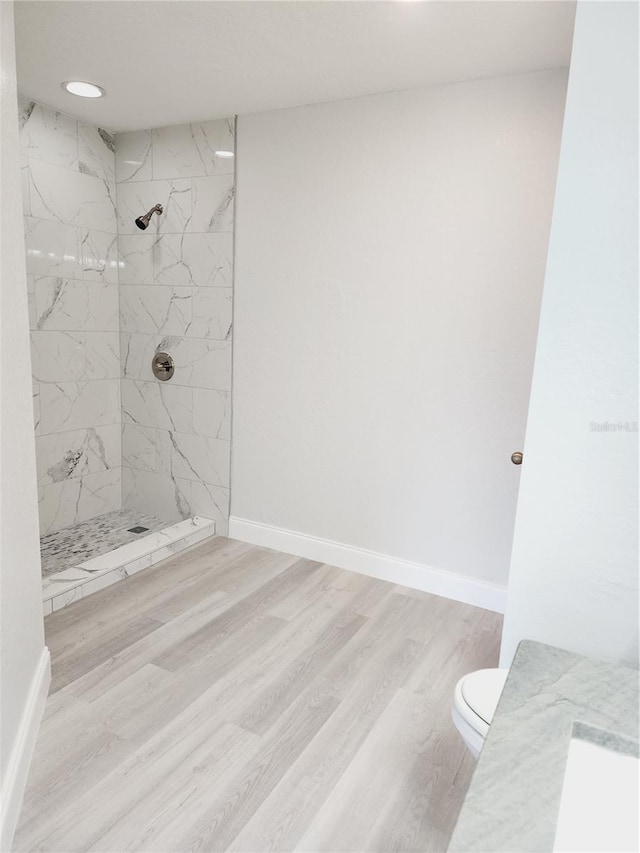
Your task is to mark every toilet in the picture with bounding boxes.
[451,668,509,759]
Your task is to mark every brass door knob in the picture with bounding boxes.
[511,451,523,465]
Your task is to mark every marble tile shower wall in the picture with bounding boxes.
[19,99,121,535]
[116,119,234,534]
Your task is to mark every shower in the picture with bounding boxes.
[135,203,163,230]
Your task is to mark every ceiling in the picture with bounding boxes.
[14,1,576,133]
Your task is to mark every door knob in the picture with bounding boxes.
[511,451,523,465]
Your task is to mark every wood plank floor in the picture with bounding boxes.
[14,536,502,852]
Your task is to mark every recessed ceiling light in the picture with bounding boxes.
[63,81,105,99]
[215,150,234,158]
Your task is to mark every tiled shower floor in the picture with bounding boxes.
[40,509,169,577]
[40,510,217,615]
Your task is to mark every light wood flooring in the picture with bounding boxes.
[14,536,502,852]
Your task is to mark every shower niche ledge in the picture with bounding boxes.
[42,514,216,615]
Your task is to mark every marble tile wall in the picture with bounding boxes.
[116,118,235,534]
[19,99,122,534]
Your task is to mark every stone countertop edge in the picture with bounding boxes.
[447,638,639,853]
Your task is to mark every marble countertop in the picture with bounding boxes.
[448,639,639,852]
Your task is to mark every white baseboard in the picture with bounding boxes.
[228,517,506,613]
[0,647,51,852]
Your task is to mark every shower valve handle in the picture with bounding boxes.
[152,352,175,381]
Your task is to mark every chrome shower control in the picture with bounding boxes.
[152,352,174,381]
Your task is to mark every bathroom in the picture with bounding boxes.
[1,1,637,852]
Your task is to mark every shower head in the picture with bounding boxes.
[135,204,163,230]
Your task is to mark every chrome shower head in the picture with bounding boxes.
[135,204,163,230]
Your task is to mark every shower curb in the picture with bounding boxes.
[42,516,216,616]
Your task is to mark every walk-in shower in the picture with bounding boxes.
[41,512,216,615]
[20,97,233,616]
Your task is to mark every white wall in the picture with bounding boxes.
[0,2,50,847]
[232,70,567,607]
[500,2,638,667]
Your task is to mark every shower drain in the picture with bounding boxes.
[128,526,149,534]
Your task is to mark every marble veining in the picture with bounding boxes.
[192,388,230,440]
[191,175,235,232]
[38,468,121,536]
[121,467,230,536]
[36,424,120,485]
[32,386,41,435]
[120,333,231,390]
[38,380,120,434]
[114,115,235,535]
[119,231,233,288]
[448,640,640,853]
[21,101,235,537]
[31,331,120,383]
[114,130,152,182]
[122,467,191,524]
[151,119,235,179]
[81,230,119,282]
[119,285,232,340]
[168,430,230,486]
[78,125,116,182]
[34,277,119,331]
[18,98,35,130]
[40,508,167,576]
[116,178,192,235]
[190,288,232,339]
[20,98,121,534]
[24,216,83,280]
[41,512,217,615]
[121,379,191,432]
[190,480,230,532]
[29,159,117,232]
[116,233,154,284]
[121,425,229,487]
[19,100,78,170]
[120,284,193,335]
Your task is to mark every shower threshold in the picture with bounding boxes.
[41,510,216,616]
